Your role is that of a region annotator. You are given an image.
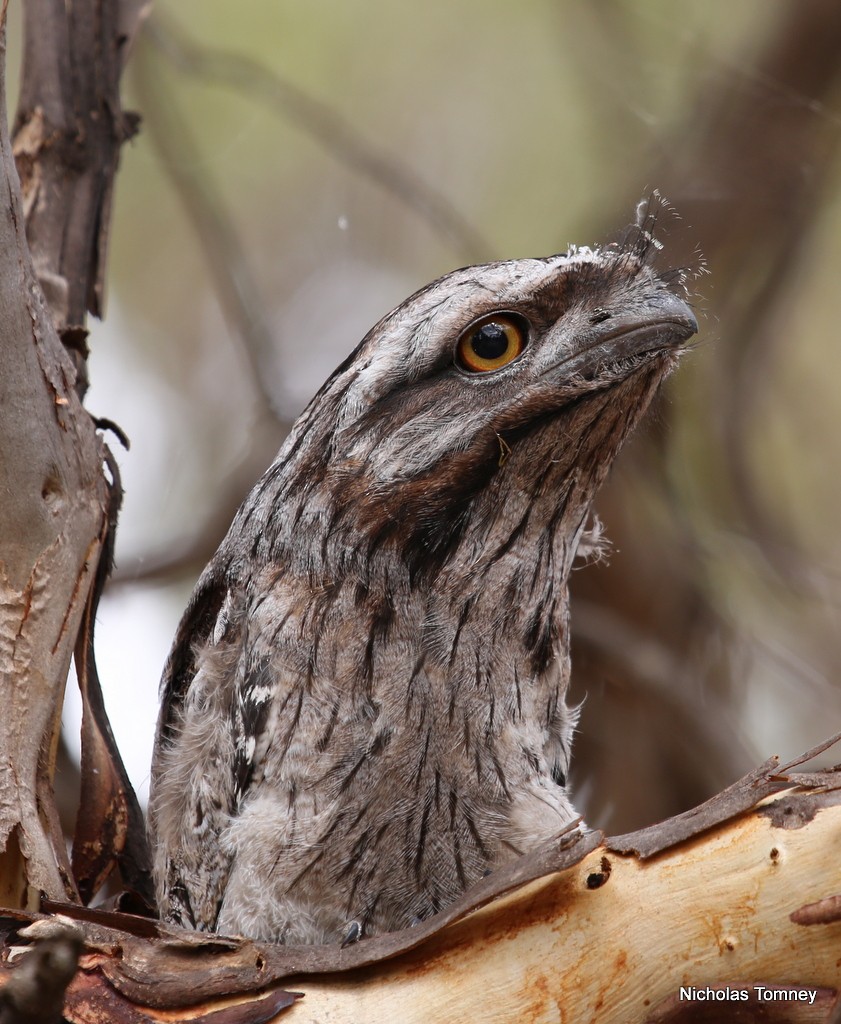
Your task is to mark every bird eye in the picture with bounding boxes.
[456,313,527,373]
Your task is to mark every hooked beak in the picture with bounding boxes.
[568,291,698,377]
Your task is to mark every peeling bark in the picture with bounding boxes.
[1,760,840,1023]
[0,0,149,909]
[0,0,105,901]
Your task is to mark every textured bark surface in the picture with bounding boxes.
[0,0,151,914]
[1,754,840,1023]
[282,792,841,1024]
[0,0,107,908]
[12,0,146,388]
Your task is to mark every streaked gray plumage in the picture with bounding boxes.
[149,207,698,944]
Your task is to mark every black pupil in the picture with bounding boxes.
[471,322,509,360]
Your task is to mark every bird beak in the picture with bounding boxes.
[552,291,698,380]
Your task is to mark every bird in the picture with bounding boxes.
[148,205,698,945]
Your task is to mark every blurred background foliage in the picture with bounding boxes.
[12,0,841,834]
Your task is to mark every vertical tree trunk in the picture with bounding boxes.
[0,0,149,910]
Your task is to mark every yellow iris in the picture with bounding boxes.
[456,313,526,372]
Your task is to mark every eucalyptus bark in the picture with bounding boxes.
[2,756,840,1023]
[0,1,107,907]
[0,0,149,911]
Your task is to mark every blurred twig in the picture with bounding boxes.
[118,11,500,588]
[116,42,298,589]
[143,12,495,262]
[572,597,754,785]
[634,0,841,591]
[131,44,292,426]
[566,0,841,832]
[110,427,283,586]
[559,0,658,136]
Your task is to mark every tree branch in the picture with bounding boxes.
[1,0,151,909]
[2,747,840,1022]
[12,0,145,393]
[0,0,104,907]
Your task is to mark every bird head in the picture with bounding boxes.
[242,206,698,594]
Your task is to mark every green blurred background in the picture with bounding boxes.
[11,0,840,833]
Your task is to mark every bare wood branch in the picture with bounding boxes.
[1,755,840,1022]
[71,451,154,907]
[283,790,841,1023]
